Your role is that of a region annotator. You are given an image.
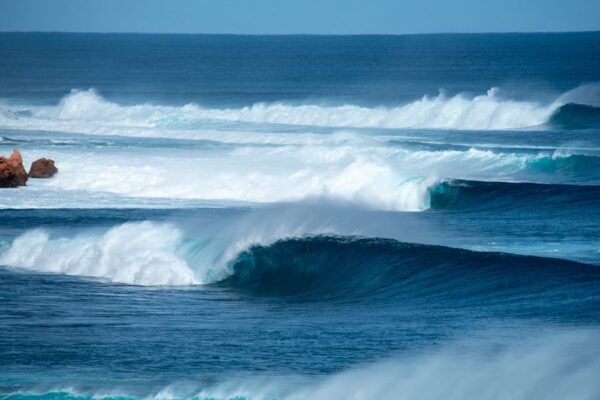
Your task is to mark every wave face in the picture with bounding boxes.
[428,179,600,211]
[549,103,600,129]
[4,147,599,211]
[220,236,600,303]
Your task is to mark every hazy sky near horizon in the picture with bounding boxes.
[0,0,599,34]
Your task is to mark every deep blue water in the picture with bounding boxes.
[1,32,600,400]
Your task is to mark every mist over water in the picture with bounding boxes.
[1,33,600,400]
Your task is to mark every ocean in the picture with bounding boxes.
[1,32,600,399]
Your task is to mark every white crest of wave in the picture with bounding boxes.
[201,87,553,130]
[0,222,197,286]
[0,87,559,133]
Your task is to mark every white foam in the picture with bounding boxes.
[7,142,442,211]
[0,88,559,137]
[1,137,567,210]
[0,222,197,286]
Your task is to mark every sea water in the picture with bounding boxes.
[1,32,600,400]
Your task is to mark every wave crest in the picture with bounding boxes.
[0,222,197,286]
[0,87,565,132]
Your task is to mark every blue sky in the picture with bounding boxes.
[0,0,599,34]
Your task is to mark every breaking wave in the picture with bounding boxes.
[2,220,599,300]
[2,86,597,134]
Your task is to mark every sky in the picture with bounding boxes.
[0,0,599,35]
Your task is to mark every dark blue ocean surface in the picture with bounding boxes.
[1,33,600,400]
[1,32,600,106]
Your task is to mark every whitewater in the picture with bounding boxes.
[2,85,599,135]
[1,87,600,211]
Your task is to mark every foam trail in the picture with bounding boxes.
[0,87,563,134]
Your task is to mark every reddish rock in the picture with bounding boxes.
[0,148,28,188]
[8,148,22,165]
[29,158,58,178]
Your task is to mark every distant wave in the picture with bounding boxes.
[2,86,598,134]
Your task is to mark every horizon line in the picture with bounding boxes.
[1,30,599,36]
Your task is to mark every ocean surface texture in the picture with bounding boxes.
[1,32,600,400]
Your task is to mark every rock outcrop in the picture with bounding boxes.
[0,148,28,188]
[29,158,58,178]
